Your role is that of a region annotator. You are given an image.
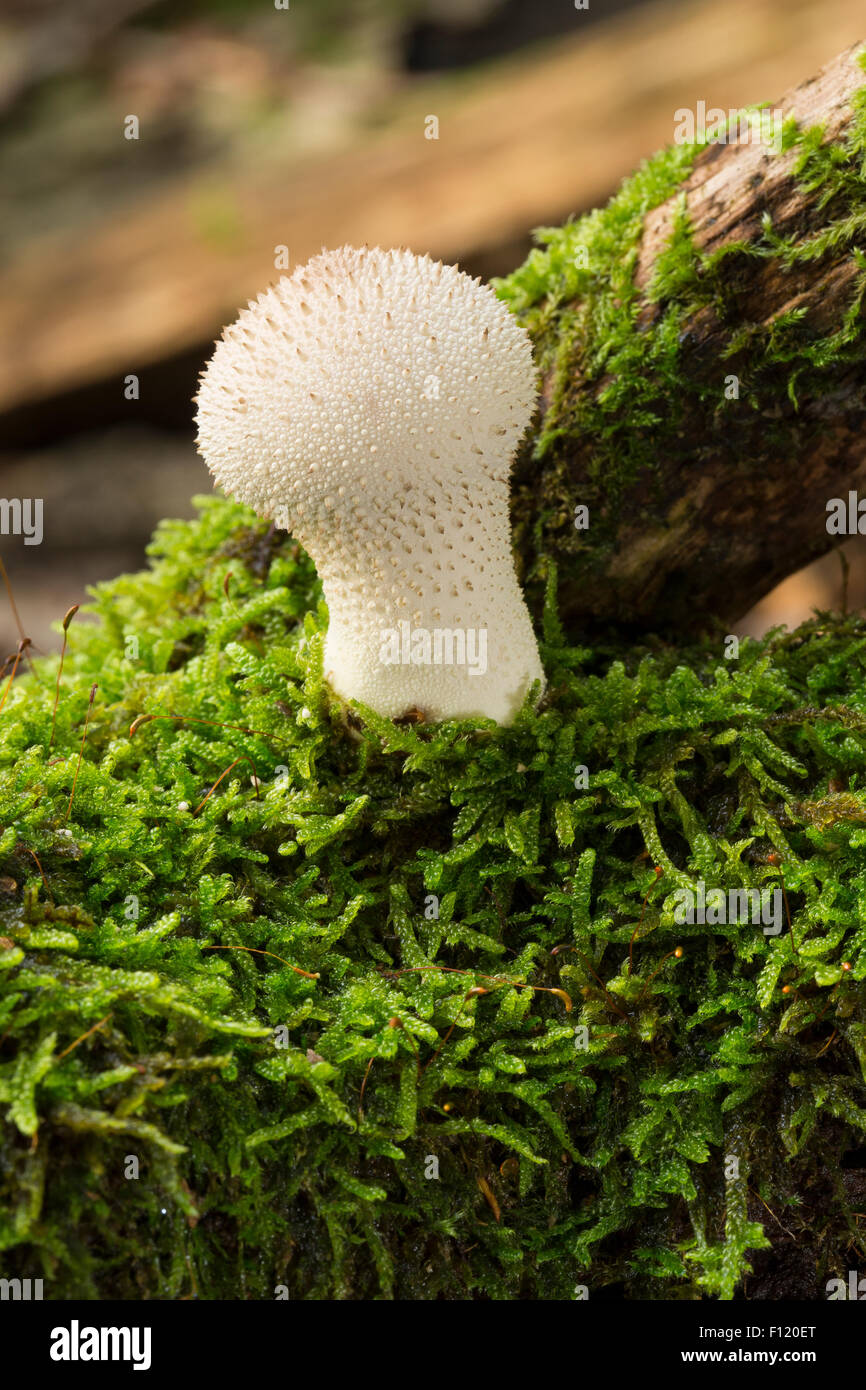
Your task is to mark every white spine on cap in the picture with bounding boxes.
[196,245,545,724]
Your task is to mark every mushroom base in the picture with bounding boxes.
[322,603,545,724]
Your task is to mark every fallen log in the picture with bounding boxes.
[506,44,866,637]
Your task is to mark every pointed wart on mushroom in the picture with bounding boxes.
[195,245,545,723]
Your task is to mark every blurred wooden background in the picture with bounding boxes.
[1,0,864,652]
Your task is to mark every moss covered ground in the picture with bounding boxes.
[0,494,864,1299]
[3,66,866,1297]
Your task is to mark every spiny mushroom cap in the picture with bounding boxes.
[195,246,543,723]
[195,245,536,520]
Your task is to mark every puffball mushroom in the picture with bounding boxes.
[195,245,545,724]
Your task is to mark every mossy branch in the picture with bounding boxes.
[500,45,866,638]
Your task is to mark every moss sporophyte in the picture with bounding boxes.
[2,76,866,1296]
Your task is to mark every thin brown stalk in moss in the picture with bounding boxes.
[378,962,571,1010]
[0,553,39,681]
[359,1017,417,1114]
[222,570,244,623]
[636,946,684,1002]
[18,845,54,906]
[476,1174,501,1223]
[56,1012,112,1060]
[64,682,97,821]
[358,1054,376,1114]
[49,605,79,749]
[422,986,489,1073]
[201,944,319,979]
[815,1029,838,1057]
[389,1015,421,1076]
[221,571,266,654]
[0,639,31,714]
[193,756,261,815]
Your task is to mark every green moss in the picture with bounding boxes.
[0,497,865,1299]
[495,140,699,484]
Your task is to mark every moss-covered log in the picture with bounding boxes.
[1,497,866,1300]
[503,45,866,639]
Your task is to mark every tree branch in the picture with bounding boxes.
[508,44,866,638]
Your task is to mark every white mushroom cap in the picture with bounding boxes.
[195,245,544,724]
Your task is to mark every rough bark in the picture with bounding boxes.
[511,45,866,639]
